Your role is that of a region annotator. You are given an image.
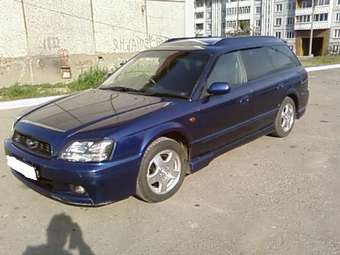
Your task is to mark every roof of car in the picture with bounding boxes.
[152,36,286,52]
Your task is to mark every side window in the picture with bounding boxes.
[207,51,247,87]
[239,47,275,81]
[269,45,301,70]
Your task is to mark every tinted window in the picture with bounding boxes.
[240,46,300,81]
[101,50,210,98]
[207,51,247,87]
[240,47,275,81]
[269,45,301,70]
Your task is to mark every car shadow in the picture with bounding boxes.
[22,213,95,255]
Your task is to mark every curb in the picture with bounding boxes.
[0,64,339,111]
[305,64,340,72]
[0,95,64,111]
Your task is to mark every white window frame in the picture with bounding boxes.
[276,4,283,12]
[336,13,340,22]
[334,29,340,38]
[275,18,282,26]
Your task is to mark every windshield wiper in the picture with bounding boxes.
[100,86,142,93]
[144,92,188,99]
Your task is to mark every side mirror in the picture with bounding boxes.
[207,82,231,95]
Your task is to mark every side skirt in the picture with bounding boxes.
[189,125,274,173]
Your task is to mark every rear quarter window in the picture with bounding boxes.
[268,45,301,71]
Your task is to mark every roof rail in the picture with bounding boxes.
[163,36,220,44]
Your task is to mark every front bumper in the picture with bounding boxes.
[4,139,141,206]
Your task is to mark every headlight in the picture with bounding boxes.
[60,140,115,162]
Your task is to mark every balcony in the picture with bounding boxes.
[295,21,330,30]
[295,5,330,16]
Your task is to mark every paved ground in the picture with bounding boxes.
[0,69,340,255]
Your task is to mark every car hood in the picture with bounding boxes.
[20,89,167,132]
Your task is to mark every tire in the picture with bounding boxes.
[272,97,296,137]
[136,137,187,203]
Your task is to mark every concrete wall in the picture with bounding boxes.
[0,0,189,87]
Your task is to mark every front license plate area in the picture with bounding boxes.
[6,156,37,181]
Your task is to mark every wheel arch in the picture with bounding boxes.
[140,123,192,173]
[286,91,299,113]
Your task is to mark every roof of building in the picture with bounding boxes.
[154,36,285,52]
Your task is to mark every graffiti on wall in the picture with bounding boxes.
[0,50,28,83]
[112,35,166,53]
[43,37,61,51]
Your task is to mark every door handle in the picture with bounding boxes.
[276,83,285,90]
[239,95,250,104]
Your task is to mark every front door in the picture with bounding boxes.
[191,50,254,157]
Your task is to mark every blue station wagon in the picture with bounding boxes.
[4,37,309,206]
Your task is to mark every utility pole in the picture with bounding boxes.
[236,0,240,33]
[90,0,97,54]
[144,0,149,36]
[309,0,315,56]
[20,0,34,84]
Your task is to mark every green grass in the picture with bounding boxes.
[0,68,108,102]
[300,55,340,67]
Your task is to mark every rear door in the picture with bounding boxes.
[239,46,300,130]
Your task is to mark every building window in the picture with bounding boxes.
[315,0,330,6]
[338,0,340,5]
[195,0,204,8]
[301,1,310,8]
[226,6,251,15]
[314,13,328,21]
[330,45,340,54]
[287,31,295,38]
[226,21,236,28]
[256,20,261,27]
[287,17,294,25]
[296,15,311,23]
[275,18,282,26]
[276,4,282,12]
[276,32,281,38]
[334,29,340,38]
[195,12,204,19]
[240,6,251,14]
[336,13,340,22]
[256,6,261,14]
[195,23,204,30]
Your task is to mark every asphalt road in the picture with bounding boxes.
[0,69,340,255]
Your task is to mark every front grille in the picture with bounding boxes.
[12,131,52,157]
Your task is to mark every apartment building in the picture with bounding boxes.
[295,0,340,55]
[194,0,226,36]
[194,0,296,49]
[194,0,340,55]
[263,0,296,50]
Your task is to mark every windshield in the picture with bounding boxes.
[100,50,210,98]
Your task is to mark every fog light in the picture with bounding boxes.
[70,185,86,195]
